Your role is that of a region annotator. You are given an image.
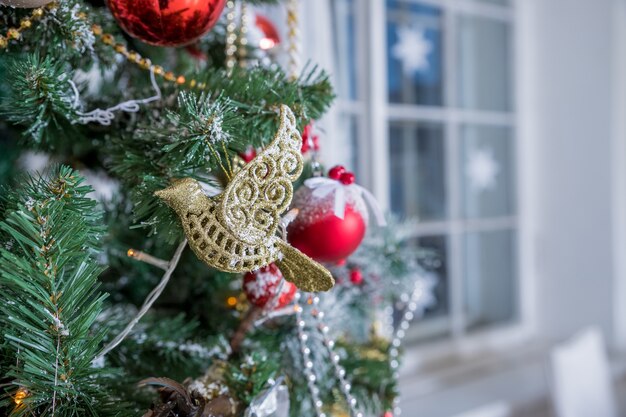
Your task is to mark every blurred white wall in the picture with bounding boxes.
[529,0,625,349]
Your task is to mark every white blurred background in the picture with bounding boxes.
[294,0,626,416]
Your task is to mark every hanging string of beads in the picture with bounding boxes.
[309,294,364,417]
[237,0,249,68]
[387,277,435,416]
[286,0,300,80]
[224,0,238,74]
[91,23,206,89]
[0,2,56,49]
[293,292,326,417]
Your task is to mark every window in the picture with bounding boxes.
[330,0,518,344]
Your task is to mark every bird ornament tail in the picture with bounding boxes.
[275,240,333,292]
[155,105,334,292]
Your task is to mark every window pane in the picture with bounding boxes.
[464,229,517,330]
[389,122,446,220]
[461,125,515,218]
[329,114,360,177]
[457,15,512,111]
[387,0,444,106]
[406,235,451,342]
[332,0,359,100]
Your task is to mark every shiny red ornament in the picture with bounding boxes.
[107,0,227,47]
[288,186,367,263]
[243,264,296,308]
[349,268,364,285]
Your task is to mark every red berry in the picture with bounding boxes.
[339,171,356,185]
[383,412,393,417]
[336,258,347,266]
[350,268,364,285]
[328,165,346,180]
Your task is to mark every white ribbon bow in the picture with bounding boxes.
[304,177,387,226]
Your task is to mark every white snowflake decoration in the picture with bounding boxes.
[466,148,500,191]
[391,26,433,76]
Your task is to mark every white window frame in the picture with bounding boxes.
[329,0,537,363]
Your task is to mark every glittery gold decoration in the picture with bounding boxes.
[156,105,334,292]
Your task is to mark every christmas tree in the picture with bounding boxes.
[0,1,437,416]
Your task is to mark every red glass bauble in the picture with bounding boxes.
[288,186,367,263]
[107,0,227,47]
[243,264,296,308]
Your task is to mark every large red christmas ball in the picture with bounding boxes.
[107,0,226,47]
[288,186,368,263]
[243,264,296,308]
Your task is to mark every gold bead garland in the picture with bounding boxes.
[0,2,55,49]
[237,1,249,68]
[0,1,206,90]
[90,23,206,89]
[286,0,300,80]
[224,0,238,73]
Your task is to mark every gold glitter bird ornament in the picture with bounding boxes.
[155,105,334,292]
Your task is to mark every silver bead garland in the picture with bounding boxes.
[294,292,326,417]
[309,294,364,417]
[388,276,436,416]
[255,269,435,417]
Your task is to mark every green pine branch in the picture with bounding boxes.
[99,308,230,382]
[226,352,279,406]
[1,53,81,147]
[0,166,118,417]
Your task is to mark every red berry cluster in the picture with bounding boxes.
[328,165,355,185]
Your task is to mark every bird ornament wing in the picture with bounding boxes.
[217,105,303,245]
